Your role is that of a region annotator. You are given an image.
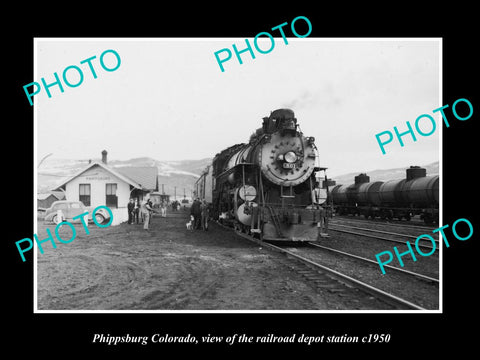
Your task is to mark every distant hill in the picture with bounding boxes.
[38,157,439,194]
[37,157,212,196]
[331,161,439,186]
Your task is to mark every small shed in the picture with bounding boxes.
[37,191,65,210]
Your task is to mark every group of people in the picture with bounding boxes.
[127,198,142,225]
[170,200,181,212]
[127,196,202,231]
[190,198,210,231]
[127,197,158,230]
[127,191,328,237]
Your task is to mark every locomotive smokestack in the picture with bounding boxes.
[101,150,108,164]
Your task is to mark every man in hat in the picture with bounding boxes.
[141,195,154,230]
[200,200,210,231]
[127,198,135,224]
[190,198,202,230]
[312,181,329,238]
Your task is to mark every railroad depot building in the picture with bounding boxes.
[53,150,158,225]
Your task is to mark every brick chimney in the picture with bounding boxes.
[101,150,108,164]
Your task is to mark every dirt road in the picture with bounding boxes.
[36,211,387,310]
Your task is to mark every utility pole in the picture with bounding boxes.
[174,186,177,200]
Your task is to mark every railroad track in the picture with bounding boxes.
[332,218,438,237]
[334,215,437,232]
[223,224,429,311]
[283,242,438,309]
[308,242,439,284]
[328,222,439,251]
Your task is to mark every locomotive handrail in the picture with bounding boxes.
[215,163,258,183]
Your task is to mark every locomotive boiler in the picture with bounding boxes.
[196,109,329,241]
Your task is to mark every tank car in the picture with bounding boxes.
[330,166,439,223]
[330,174,382,218]
[201,109,330,241]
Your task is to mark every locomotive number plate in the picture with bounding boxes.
[283,163,296,168]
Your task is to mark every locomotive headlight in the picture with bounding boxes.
[284,151,298,163]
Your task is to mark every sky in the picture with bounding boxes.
[35,38,441,177]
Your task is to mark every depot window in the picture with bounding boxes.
[79,184,91,206]
[106,183,118,208]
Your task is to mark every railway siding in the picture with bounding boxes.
[323,231,439,278]
[374,217,473,274]
[287,244,438,309]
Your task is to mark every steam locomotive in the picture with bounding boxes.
[330,166,439,224]
[195,109,328,241]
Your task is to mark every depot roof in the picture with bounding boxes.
[37,191,65,201]
[115,166,158,191]
[52,161,158,192]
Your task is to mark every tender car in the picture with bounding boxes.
[43,200,111,225]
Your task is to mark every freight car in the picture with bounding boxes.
[197,109,330,241]
[330,166,439,224]
[194,164,213,204]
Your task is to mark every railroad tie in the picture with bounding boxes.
[297,268,349,293]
